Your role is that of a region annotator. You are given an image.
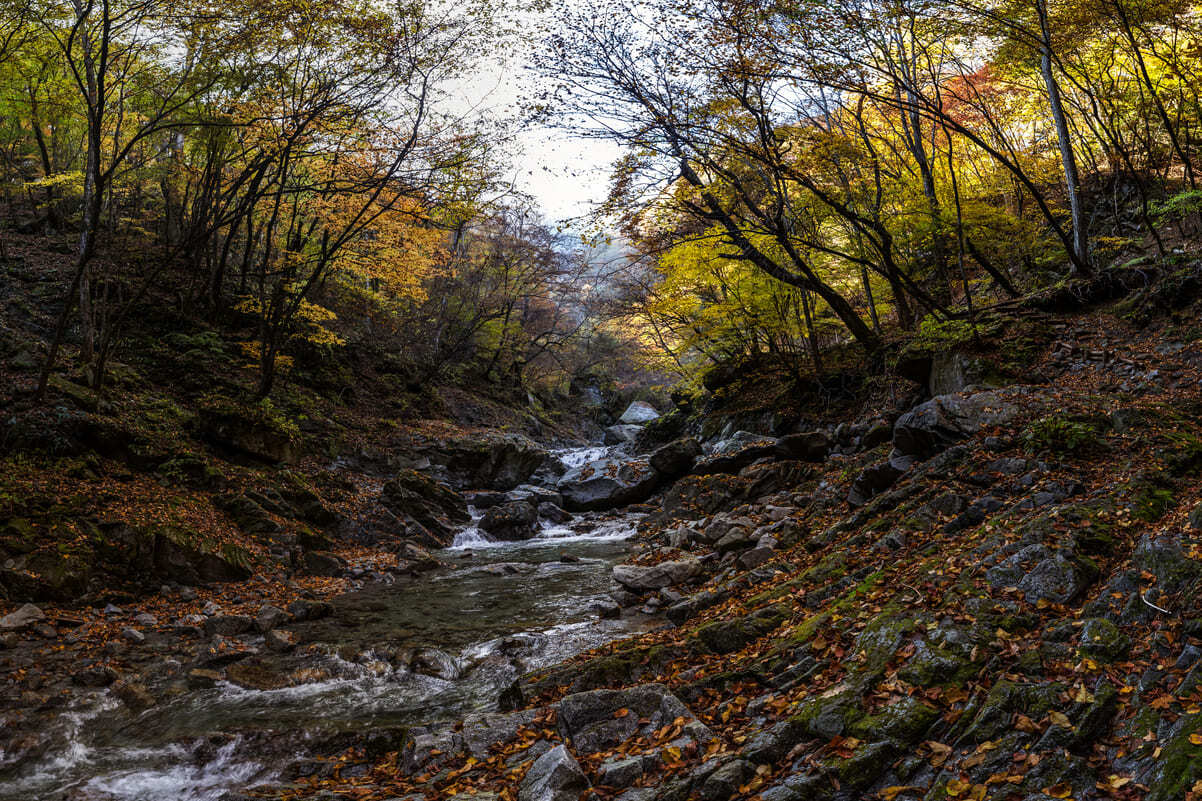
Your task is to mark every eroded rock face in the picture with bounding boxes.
[379,469,471,546]
[421,433,549,491]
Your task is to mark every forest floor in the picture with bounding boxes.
[4,237,1202,801]
[232,294,1202,801]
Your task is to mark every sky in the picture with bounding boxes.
[445,12,622,227]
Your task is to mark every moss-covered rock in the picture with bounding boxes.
[696,603,791,655]
[849,697,939,744]
[1077,618,1131,662]
[191,397,301,464]
[1146,713,1202,801]
[824,739,901,791]
[788,683,863,740]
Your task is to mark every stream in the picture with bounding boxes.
[0,447,654,801]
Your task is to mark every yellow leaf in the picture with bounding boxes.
[1048,710,1073,728]
[946,778,970,797]
[1043,782,1073,798]
[1190,733,1202,746]
[879,787,921,800]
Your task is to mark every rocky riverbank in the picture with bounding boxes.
[6,303,1202,801]
[227,315,1202,801]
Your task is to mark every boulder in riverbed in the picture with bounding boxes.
[604,424,644,445]
[410,647,462,680]
[479,500,539,541]
[649,437,702,477]
[0,603,45,632]
[558,457,662,512]
[538,502,572,524]
[612,557,702,591]
[619,401,660,424]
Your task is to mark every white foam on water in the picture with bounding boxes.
[555,445,610,469]
[80,738,267,801]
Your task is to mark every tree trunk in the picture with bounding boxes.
[1037,0,1091,274]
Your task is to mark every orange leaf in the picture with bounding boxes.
[1043,782,1073,798]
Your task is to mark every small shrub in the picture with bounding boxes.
[1023,415,1102,455]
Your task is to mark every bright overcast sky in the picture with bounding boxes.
[446,10,623,227]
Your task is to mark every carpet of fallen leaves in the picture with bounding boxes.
[250,311,1202,801]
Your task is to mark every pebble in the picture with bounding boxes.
[134,613,158,627]
[202,601,223,616]
[122,627,146,644]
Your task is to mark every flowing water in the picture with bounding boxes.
[0,448,651,801]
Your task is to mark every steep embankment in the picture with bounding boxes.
[255,310,1202,801]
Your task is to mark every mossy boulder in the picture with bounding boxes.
[156,453,223,489]
[696,603,791,655]
[824,739,901,792]
[1147,713,1202,801]
[0,518,39,556]
[849,697,940,744]
[852,613,917,681]
[192,398,300,464]
[897,639,977,688]
[23,545,94,601]
[953,680,1063,745]
[788,683,864,739]
[1077,618,1131,662]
